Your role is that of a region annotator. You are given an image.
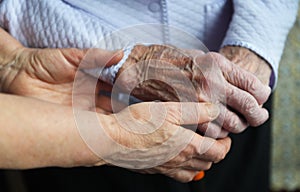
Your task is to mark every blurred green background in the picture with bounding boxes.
[271,5,300,192]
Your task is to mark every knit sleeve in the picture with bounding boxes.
[221,0,298,88]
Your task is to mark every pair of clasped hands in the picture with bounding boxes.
[1,38,271,182]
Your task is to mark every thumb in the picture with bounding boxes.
[60,48,123,69]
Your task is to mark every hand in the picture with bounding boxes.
[0,47,123,111]
[95,101,231,182]
[199,46,273,137]
[114,44,271,137]
[220,46,272,85]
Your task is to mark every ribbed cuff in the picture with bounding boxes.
[83,45,134,85]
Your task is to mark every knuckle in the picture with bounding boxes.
[243,96,257,115]
[225,86,235,99]
[247,76,259,92]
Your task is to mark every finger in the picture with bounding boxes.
[226,83,269,127]
[192,135,231,162]
[215,103,249,133]
[161,142,211,170]
[207,52,271,104]
[219,129,229,138]
[211,137,231,163]
[167,168,200,183]
[163,102,220,125]
[77,48,123,69]
[197,122,235,138]
[197,122,227,139]
[226,64,271,105]
[181,158,212,171]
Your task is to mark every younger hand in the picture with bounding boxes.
[93,101,231,182]
[0,47,123,111]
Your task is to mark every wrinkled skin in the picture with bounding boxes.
[98,102,231,182]
[198,46,273,137]
[0,45,231,182]
[115,45,272,137]
[207,46,273,136]
[220,46,272,85]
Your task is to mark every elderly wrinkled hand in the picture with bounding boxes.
[114,44,271,137]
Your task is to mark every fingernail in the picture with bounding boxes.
[205,103,220,119]
[193,171,205,181]
[267,86,272,94]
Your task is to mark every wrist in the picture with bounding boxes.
[54,109,109,168]
[220,46,272,86]
[70,112,113,167]
[0,28,24,66]
[0,28,26,92]
[0,47,27,92]
[70,112,120,167]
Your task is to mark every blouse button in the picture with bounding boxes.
[148,2,161,12]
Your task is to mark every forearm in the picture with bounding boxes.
[0,93,102,169]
